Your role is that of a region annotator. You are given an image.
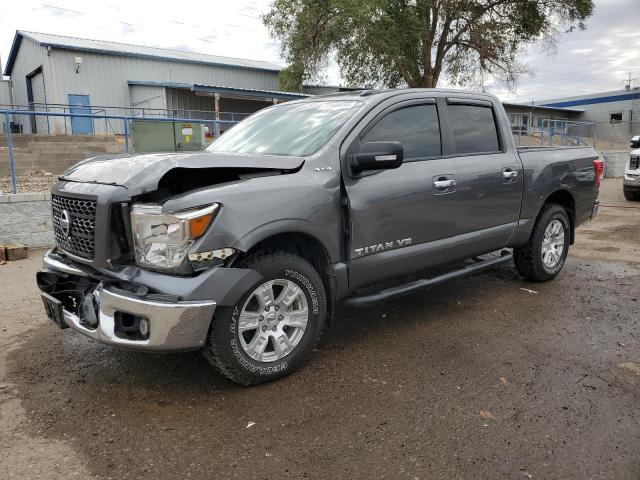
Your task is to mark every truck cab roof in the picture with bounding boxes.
[298,88,500,104]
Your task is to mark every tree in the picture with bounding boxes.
[263,0,594,91]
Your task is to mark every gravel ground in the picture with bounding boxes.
[0,179,639,480]
[0,175,58,194]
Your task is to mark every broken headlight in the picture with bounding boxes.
[130,203,219,270]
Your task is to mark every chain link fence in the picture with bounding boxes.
[1,109,239,193]
[0,103,251,136]
[511,119,597,148]
[593,121,640,151]
[511,118,640,151]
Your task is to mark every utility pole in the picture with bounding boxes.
[623,73,640,126]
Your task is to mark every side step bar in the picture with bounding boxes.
[343,251,513,307]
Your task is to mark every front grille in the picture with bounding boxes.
[630,156,640,170]
[52,194,97,259]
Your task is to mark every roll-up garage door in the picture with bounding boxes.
[29,71,49,134]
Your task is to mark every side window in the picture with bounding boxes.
[448,104,501,155]
[362,104,441,160]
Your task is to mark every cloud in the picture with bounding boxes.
[2,0,638,96]
[198,34,219,44]
[40,3,82,17]
[120,22,136,35]
[491,0,640,102]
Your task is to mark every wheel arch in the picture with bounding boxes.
[540,189,576,244]
[235,231,336,321]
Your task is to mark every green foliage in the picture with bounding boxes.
[263,0,594,90]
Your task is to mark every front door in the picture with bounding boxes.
[68,94,93,134]
[343,99,463,290]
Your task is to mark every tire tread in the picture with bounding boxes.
[514,203,569,282]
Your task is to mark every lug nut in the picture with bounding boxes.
[262,326,267,331]
[278,315,283,320]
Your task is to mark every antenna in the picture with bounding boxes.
[624,72,640,91]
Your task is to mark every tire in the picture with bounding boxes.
[203,251,327,386]
[623,188,640,201]
[514,204,571,282]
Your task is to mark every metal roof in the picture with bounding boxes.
[128,80,309,100]
[502,102,584,113]
[4,30,283,76]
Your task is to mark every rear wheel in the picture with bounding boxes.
[203,251,327,386]
[514,204,571,282]
[623,187,640,201]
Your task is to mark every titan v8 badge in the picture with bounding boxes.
[353,238,412,257]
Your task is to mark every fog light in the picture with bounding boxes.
[139,318,150,337]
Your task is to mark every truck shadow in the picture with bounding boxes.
[9,262,514,398]
[8,264,520,393]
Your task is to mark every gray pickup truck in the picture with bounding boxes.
[37,89,602,385]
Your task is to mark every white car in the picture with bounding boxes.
[624,137,640,201]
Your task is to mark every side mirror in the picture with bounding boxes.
[350,141,403,172]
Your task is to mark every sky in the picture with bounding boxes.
[1,0,639,103]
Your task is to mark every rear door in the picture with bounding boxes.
[443,98,523,247]
[343,97,463,289]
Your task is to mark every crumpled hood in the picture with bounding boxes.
[60,151,305,193]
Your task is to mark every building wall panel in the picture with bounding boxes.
[8,37,51,133]
[129,84,167,113]
[40,48,280,134]
[47,48,279,109]
[0,80,11,106]
[577,101,635,123]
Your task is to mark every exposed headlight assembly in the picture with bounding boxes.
[130,203,219,270]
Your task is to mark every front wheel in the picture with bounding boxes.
[514,204,571,282]
[203,251,327,386]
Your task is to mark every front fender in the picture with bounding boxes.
[230,219,337,259]
[161,169,344,263]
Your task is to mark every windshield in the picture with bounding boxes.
[207,100,361,157]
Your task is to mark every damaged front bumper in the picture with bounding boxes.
[37,249,261,352]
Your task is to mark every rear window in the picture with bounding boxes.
[448,104,501,155]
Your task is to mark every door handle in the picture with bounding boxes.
[501,167,519,183]
[434,179,456,189]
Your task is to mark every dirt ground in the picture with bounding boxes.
[1,178,638,479]
[572,178,640,263]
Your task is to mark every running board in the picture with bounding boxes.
[343,252,513,307]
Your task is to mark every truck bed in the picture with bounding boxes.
[516,144,599,229]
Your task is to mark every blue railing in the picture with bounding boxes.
[540,119,596,148]
[1,109,238,194]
